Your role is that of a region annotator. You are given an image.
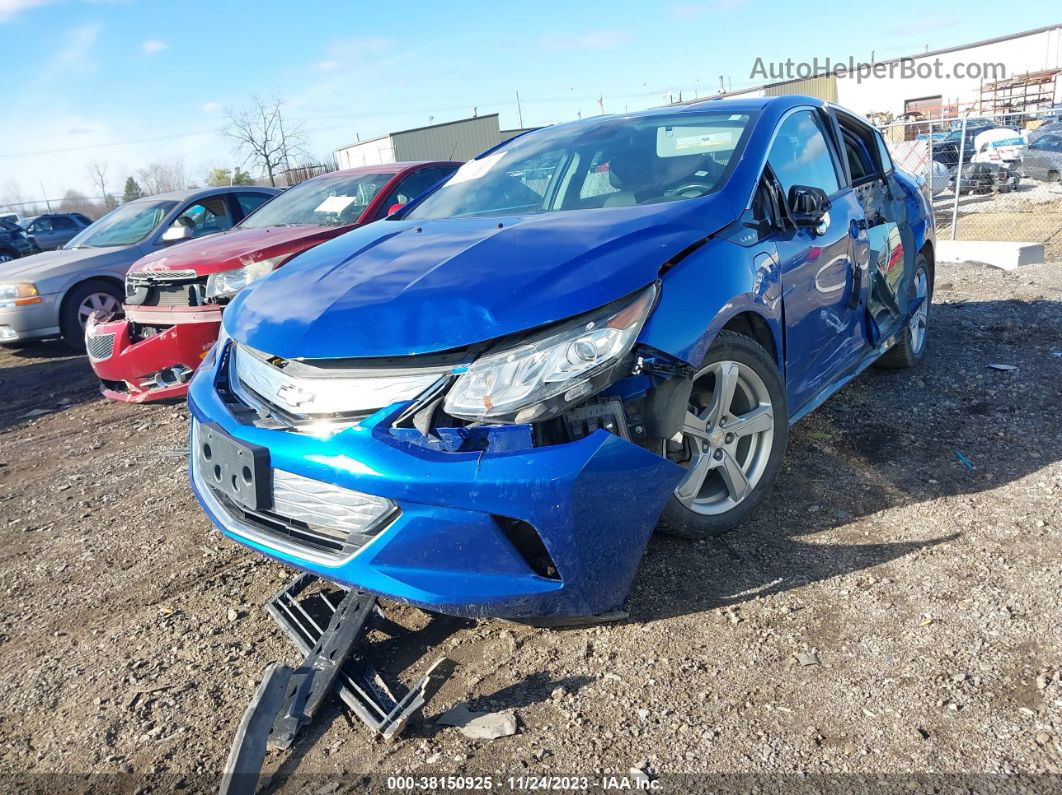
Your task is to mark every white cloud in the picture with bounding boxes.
[540,30,631,51]
[0,0,52,23]
[141,39,166,55]
[317,60,340,71]
[201,101,221,113]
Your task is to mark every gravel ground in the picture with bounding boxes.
[0,260,1059,792]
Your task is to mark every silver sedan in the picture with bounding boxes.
[0,185,278,351]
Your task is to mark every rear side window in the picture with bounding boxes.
[767,111,841,198]
[53,217,78,230]
[874,132,894,173]
[236,193,273,218]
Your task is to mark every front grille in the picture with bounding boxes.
[229,343,450,428]
[86,332,116,361]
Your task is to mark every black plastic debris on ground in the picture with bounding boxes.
[220,574,447,795]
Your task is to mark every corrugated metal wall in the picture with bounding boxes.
[763,76,838,102]
[392,115,501,162]
[335,136,396,169]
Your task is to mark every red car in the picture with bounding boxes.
[86,161,461,402]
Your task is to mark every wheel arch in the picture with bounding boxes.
[57,275,124,323]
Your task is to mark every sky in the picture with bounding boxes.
[0,0,1058,206]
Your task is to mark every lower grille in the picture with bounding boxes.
[192,422,396,562]
[86,332,116,361]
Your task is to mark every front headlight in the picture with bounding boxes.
[444,284,658,423]
[0,282,41,308]
[205,255,287,300]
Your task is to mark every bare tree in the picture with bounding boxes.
[87,160,109,199]
[137,157,187,195]
[223,95,308,186]
[57,190,104,220]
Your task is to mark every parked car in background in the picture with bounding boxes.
[1025,120,1061,146]
[87,161,460,402]
[22,213,92,251]
[969,128,1025,169]
[931,124,1016,168]
[188,96,935,621]
[0,220,37,262]
[0,186,280,350]
[1021,133,1062,181]
[0,214,27,228]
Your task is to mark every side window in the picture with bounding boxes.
[843,133,871,181]
[873,131,894,173]
[578,151,621,201]
[384,167,459,209]
[54,217,78,231]
[236,193,273,218]
[173,197,234,238]
[767,111,841,198]
[33,218,53,233]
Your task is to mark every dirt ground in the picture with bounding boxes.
[0,260,1059,792]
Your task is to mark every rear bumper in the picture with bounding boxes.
[87,307,222,403]
[187,343,684,619]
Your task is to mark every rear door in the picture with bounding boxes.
[831,109,913,346]
[28,217,61,250]
[769,107,869,412]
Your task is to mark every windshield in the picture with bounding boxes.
[238,172,395,229]
[66,201,176,248]
[407,111,754,220]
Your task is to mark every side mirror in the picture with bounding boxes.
[161,223,194,243]
[387,203,406,217]
[787,185,831,230]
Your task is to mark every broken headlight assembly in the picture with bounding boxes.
[206,255,288,300]
[443,284,658,424]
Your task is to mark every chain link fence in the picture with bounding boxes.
[877,107,1062,261]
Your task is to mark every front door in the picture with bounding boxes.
[768,108,868,413]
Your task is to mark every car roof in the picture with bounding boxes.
[137,185,281,203]
[324,161,464,180]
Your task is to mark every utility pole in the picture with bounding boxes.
[40,181,52,212]
[515,91,524,128]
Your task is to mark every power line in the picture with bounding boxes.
[0,86,707,160]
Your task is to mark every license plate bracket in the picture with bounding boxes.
[195,421,272,511]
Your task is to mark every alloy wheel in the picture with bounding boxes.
[77,292,120,328]
[0,254,13,263]
[909,267,929,355]
[665,360,775,516]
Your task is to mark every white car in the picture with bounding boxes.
[970,128,1025,169]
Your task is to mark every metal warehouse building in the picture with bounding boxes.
[334,115,537,168]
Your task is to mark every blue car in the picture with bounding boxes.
[188,95,934,621]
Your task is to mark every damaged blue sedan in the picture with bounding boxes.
[188,95,934,620]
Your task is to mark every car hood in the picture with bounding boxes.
[0,245,134,283]
[132,225,349,277]
[229,198,734,360]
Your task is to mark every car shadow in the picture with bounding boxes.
[0,341,102,431]
[629,297,1061,622]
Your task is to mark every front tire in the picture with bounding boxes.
[60,280,123,353]
[657,331,788,539]
[875,253,932,369]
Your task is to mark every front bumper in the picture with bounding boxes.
[188,343,684,619]
[87,306,222,402]
[0,293,60,343]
